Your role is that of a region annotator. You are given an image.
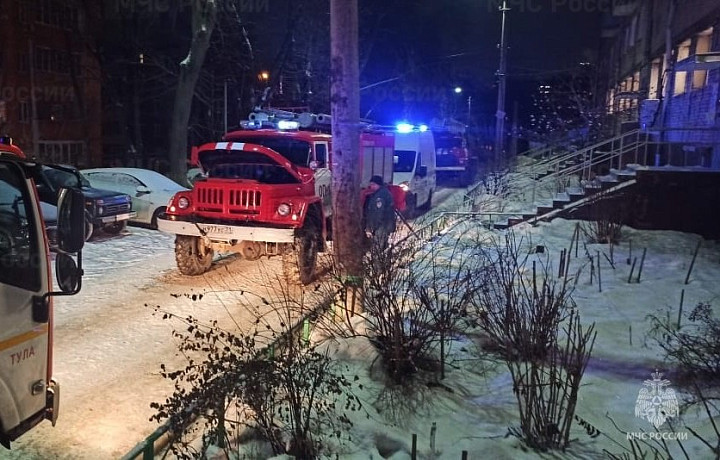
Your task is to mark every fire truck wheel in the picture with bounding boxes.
[293,225,318,285]
[240,240,262,261]
[175,235,214,275]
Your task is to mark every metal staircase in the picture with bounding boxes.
[490,129,649,229]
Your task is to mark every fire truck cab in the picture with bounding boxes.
[0,137,86,448]
[158,112,400,284]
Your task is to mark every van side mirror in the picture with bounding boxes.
[57,187,85,254]
[416,165,427,178]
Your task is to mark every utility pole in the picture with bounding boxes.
[494,0,510,166]
[330,0,363,280]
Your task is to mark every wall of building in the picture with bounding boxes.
[0,0,102,166]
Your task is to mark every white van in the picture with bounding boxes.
[392,124,436,216]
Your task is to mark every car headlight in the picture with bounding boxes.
[177,197,190,209]
[277,203,291,216]
[399,181,410,192]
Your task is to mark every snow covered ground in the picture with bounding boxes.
[3,179,720,459]
[305,218,720,459]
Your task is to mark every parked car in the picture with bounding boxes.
[36,165,135,240]
[81,168,188,228]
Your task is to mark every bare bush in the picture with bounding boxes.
[150,279,362,459]
[647,302,720,457]
[316,231,484,386]
[469,231,596,451]
[578,190,629,245]
[648,302,720,388]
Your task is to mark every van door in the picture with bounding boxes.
[0,160,51,445]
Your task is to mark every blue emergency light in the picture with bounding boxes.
[277,120,299,130]
[396,123,414,133]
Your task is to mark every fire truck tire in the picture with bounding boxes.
[175,235,214,276]
[290,224,319,285]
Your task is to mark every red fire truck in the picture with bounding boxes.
[431,118,478,187]
[158,112,401,284]
[0,137,86,448]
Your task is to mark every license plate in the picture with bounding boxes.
[199,224,234,235]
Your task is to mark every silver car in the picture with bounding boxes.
[81,168,188,228]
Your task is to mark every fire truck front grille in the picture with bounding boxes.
[195,186,262,214]
[229,189,261,208]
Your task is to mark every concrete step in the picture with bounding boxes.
[536,200,555,215]
[566,186,585,200]
[552,192,571,208]
[609,167,638,181]
[598,175,620,189]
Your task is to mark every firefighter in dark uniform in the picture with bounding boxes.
[363,175,396,250]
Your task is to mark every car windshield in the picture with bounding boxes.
[229,137,311,167]
[393,150,417,173]
[200,151,300,184]
[44,167,90,188]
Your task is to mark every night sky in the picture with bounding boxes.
[237,1,601,128]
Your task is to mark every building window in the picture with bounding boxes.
[37,141,85,164]
[674,39,691,96]
[649,59,661,99]
[18,52,29,72]
[33,46,79,74]
[692,28,712,90]
[19,101,30,123]
[35,0,78,30]
[18,1,29,23]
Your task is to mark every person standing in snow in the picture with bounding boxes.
[362,175,396,250]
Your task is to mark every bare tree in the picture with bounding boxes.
[167,0,218,184]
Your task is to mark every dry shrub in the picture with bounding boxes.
[469,231,596,451]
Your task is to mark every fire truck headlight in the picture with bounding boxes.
[177,197,190,209]
[277,203,291,216]
[399,181,410,192]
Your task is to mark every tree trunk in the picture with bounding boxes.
[330,0,363,280]
[167,0,218,184]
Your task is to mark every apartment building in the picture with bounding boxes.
[0,0,102,166]
[599,0,720,166]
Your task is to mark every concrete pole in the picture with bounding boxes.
[330,0,363,279]
[494,0,510,166]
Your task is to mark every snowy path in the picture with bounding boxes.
[5,227,302,459]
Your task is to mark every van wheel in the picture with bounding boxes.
[103,221,127,235]
[421,190,433,211]
[175,235,214,275]
[403,194,417,219]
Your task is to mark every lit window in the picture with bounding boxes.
[674,39,691,96]
[692,29,712,89]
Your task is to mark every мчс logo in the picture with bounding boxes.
[634,371,680,428]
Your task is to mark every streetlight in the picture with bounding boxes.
[258,70,270,82]
[454,86,463,94]
[494,0,510,164]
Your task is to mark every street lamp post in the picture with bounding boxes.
[494,0,510,165]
